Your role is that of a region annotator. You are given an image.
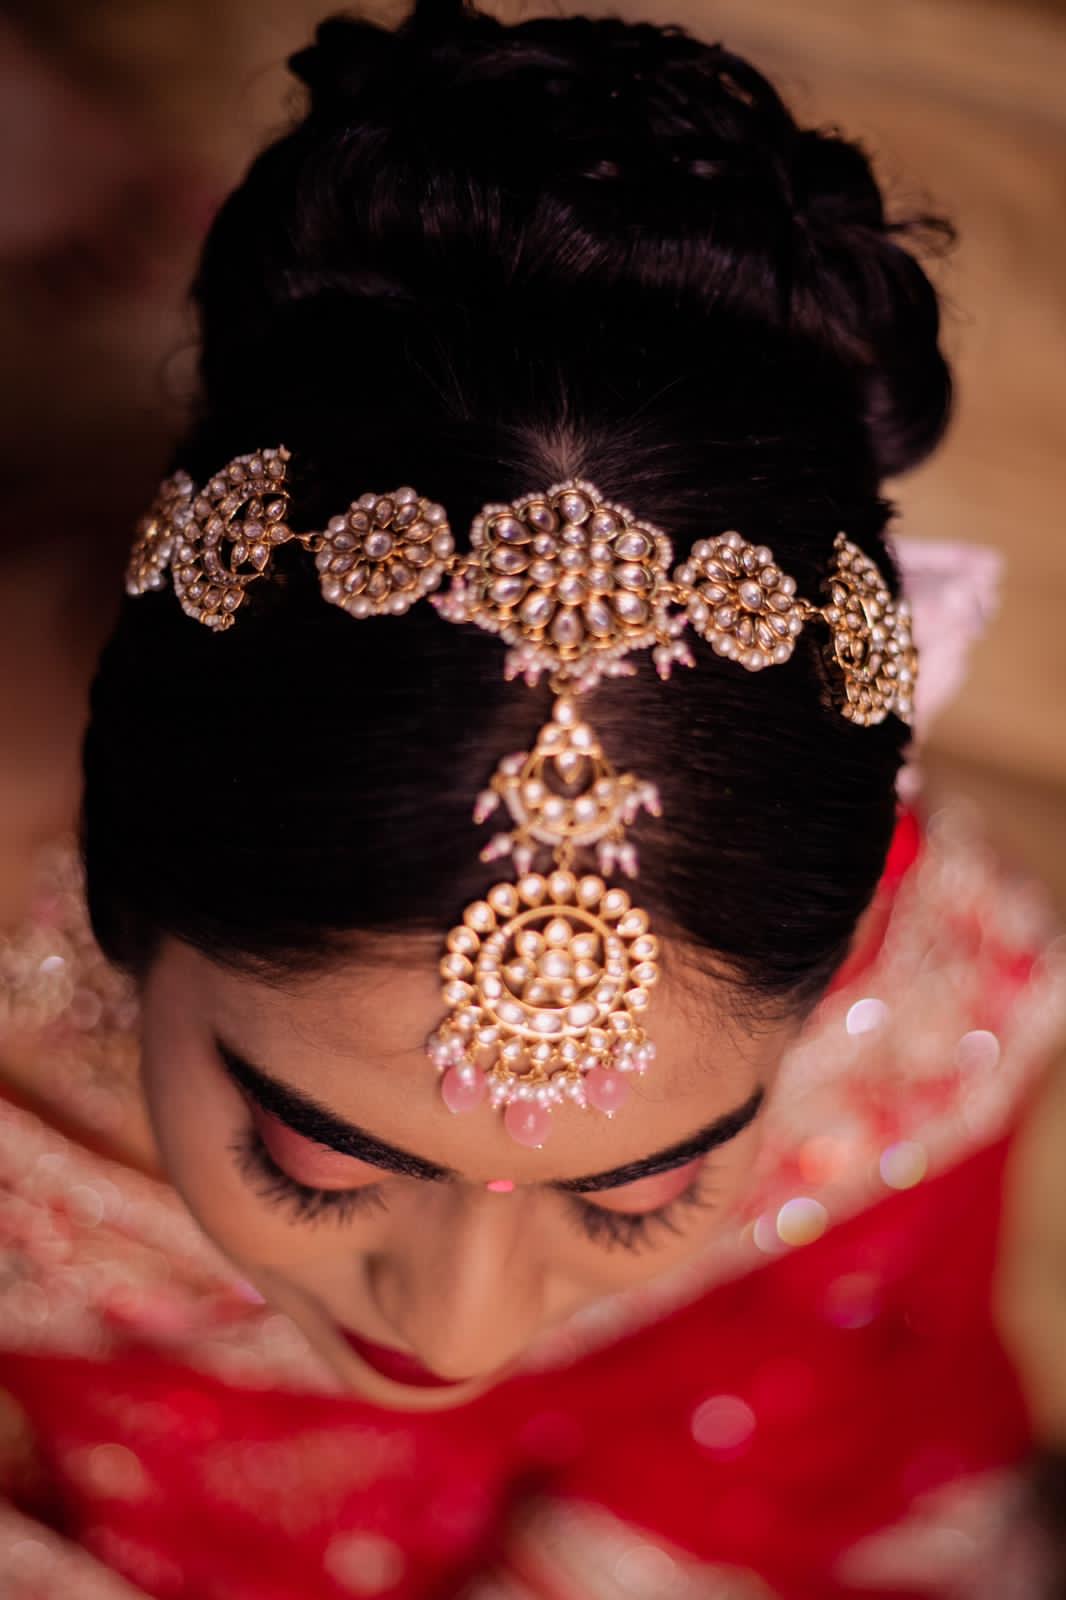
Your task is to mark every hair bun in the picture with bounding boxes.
[288,0,486,115]
[789,128,954,476]
[287,17,396,112]
[210,4,951,481]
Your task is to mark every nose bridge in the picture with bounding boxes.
[373,1186,544,1375]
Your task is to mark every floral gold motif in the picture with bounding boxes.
[474,693,661,878]
[429,853,660,1148]
[433,477,682,690]
[314,488,454,618]
[675,531,807,671]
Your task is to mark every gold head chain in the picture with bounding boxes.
[127,446,917,1148]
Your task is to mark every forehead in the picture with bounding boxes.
[148,938,795,1183]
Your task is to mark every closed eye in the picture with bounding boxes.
[567,1158,720,1252]
[231,1124,389,1227]
[233,1102,722,1251]
[250,1103,383,1190]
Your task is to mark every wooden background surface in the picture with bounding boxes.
[0,0,1063,917]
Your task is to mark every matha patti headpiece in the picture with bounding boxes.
[127,448,917,1147]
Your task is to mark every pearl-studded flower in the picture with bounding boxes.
[823,534,917,727]
[434,478,676,690]
[166,447,294,631]
[474,694,661,880]
[314,488,454,619]
[673,532,807,671]
[429,867,660,1148]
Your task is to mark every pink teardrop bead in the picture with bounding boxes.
[504,1101,552,1148]
[440,1065,487,1115]
[584,1067,630,1116]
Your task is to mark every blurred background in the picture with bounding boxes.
[0,6,1065,1584]
[0,0,1063,927]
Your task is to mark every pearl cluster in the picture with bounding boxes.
[823,534,917,727]
[429,868,660,1148]
[474,695,661,880]
[315,488,454,618]
[674,531,807,671]
[434,478,678,691]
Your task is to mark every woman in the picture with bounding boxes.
[1,3,1063,1595]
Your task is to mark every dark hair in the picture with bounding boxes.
[83,0,953,1014]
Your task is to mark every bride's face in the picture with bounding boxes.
[139,938,795,1410]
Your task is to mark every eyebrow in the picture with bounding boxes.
[216,1040,765,1193]
[219,1041,451,1182]
[554,1087,765,1192]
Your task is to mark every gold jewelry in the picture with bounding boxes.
[128,449,295,628]
[315,490,455,617]
[126,449,918,1147]
[820,533,918,727]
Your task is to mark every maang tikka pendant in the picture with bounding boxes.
[427,696,664,1148]
[427,478,679,1148]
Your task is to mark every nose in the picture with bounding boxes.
[366,1185,547,1379]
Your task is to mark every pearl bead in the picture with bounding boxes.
[583,585,613,628]
[519,590,553,627]
[489,576,525,606]
[494,515,528,544]
[567,1000,598,1028]
[491,546,529,575]
[612,590,648,623]
[556,575,587,605]
[559,491,589,522]
[616,531,651,559]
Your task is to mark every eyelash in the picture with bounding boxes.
[232,1125,718,1252]
[232,1127,389,1227]
[565,1164,719,1253]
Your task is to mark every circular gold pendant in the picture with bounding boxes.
[430,867,660,1147]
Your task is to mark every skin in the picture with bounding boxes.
[139,934,801,1412]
